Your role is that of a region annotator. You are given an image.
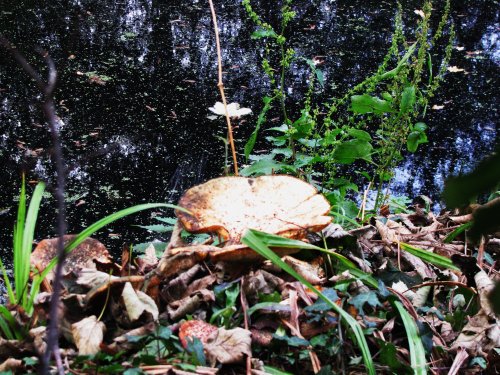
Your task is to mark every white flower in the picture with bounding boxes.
[208,102,252,118]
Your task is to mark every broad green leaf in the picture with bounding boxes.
[414,122,427,132]
[399,242,459,270]
[347,129,372,142]
[241,229,375,375]
[350,94,394,114]
[333,139,373,164]
[407,131,428,153]
[251,28,278,39]
[239,159,294,177]
[392,299,428,374]
[400,86,416,114]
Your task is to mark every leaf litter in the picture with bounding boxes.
[1,176,498,373]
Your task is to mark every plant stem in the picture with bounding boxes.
[208,0,239,176]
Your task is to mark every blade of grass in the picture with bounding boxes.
[27,203,185,314]
[241,229,375,375]
[392,299,428,374]
[443,222,473,243]
[19,182,45,306]
[0,305,24,340]
[13,175,27,304]
[399,242,459,271]
[0,314,14,340]
[245,229,379,288]
[0,256,15,304]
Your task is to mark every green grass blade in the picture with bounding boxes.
[13,176,27,304]
[19,182,45,306]
[399,242,459,271]
[443,222,473,243]
[241,229,375,375]
[0,257,15,304]
[392,299,427,374]
[0,305,21,340]
[27,203,184,314]
[246,230,379,288]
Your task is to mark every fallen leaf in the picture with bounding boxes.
[71,315,105,355]
[0,358,22,372]
[432,104,445,110]
[77,268,118,288]
[31,236,112,283]
[122,282,159,321]
[205,327,252,365]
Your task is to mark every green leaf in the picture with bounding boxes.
[263,366,294,375]
[414,122,427,132]
[348,290,382,315]
[399,242,459,271]
[273,334,309,347]
[443,222,473,243]
[240,159,295,177]
[392,299,428,374]
[251,28,278,39]
[400,85,416,114]
[244,96,273,160]
[350,94,394,114]
[241,229,375,375]
[347,129,372,142]
[333,139,373,164]
[407,131,428,153]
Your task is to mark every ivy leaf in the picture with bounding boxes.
[348,290,382,315]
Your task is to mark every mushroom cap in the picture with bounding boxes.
[175,175,332,245]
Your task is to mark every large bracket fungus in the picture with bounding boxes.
[162,175,332,264]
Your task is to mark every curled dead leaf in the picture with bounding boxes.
[71,315,106,355]
[122,282,159,322]
[204,327,252,365]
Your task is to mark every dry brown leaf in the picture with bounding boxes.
[122,282,159,322]
[176,176,331,245]
[0,358,22,372]
[77,268,118,288]
[29,326,47,355]
[71,315,106,355]
[282,256,325,285]
[205,327,252,365]
[137,243,159,273]
[31,236,112,283]
[475,270,495,317]
[450,310,500,356]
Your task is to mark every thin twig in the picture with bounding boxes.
[1,35,66,375]
[207,0,239,175]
